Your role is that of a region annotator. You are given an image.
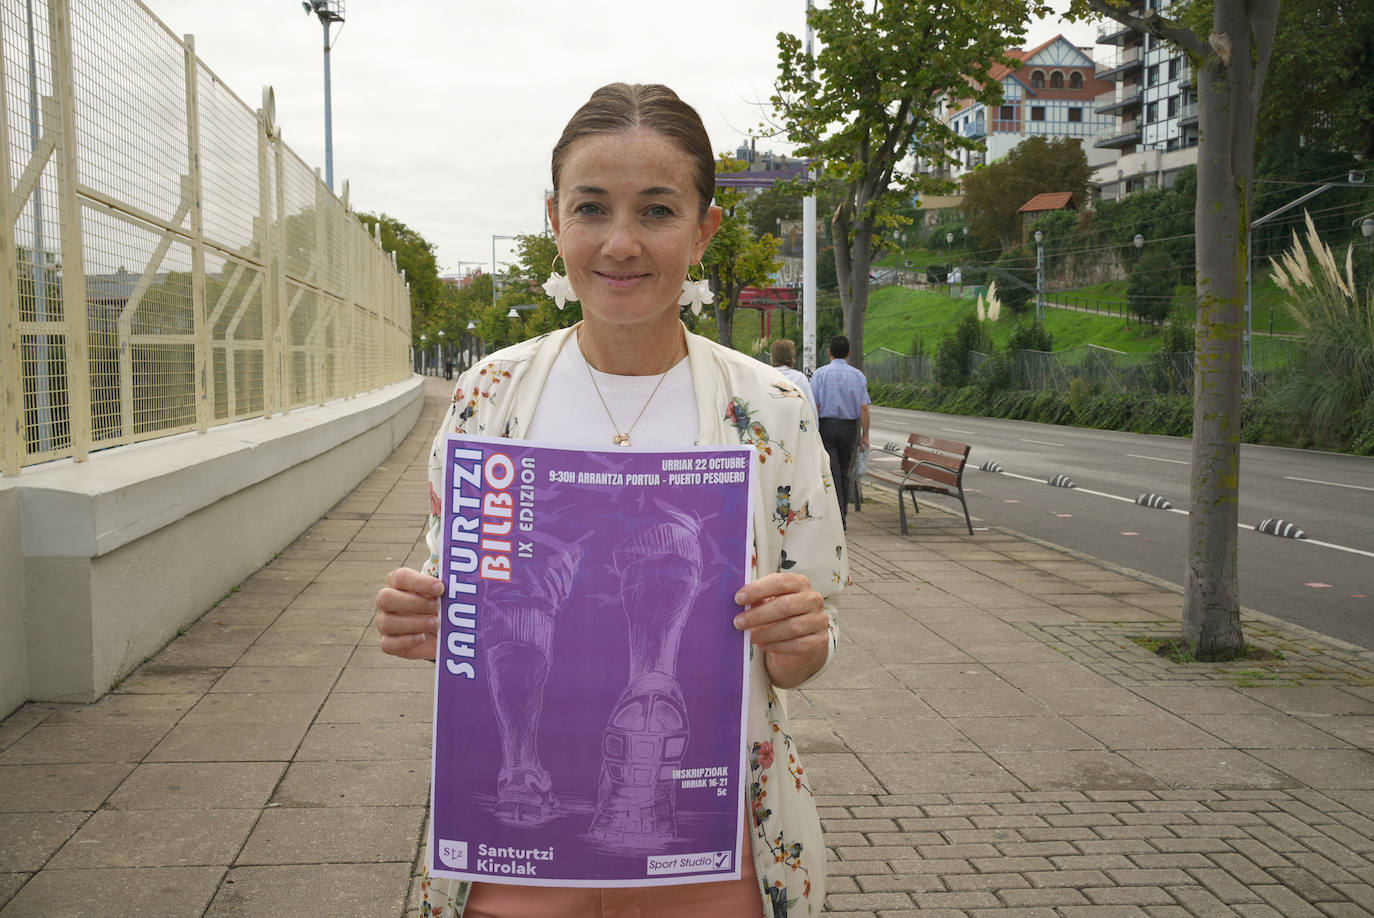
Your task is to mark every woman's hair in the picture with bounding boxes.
[551,83,715,217]
[770,339,796,368]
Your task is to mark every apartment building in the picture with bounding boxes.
[1092,0,1199,199]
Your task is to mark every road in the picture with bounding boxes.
[868,406,1374,650]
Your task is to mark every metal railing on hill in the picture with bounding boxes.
[1,0,412,476]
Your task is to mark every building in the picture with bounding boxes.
[1091,0,1199,200]
[935,35,1119,180]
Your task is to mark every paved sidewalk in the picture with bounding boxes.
[2,375,1373,917]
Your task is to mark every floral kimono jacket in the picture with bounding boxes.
[418,324,847,918]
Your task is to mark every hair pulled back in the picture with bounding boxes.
[551,83,715,218]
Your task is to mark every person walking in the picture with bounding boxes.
[810,335,869,527]
[769,338,816,420]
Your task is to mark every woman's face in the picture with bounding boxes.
[550,129,721,334]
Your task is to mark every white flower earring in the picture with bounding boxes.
[678,262,713,316]
[542,252,577,309]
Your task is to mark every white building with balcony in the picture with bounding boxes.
[1091,1,1199,199]
[934,36,1120,180]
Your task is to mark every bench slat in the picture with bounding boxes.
[909,433,971,457]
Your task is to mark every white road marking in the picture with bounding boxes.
[996,470,1374,557]
[1283,476,1374,493]
[1019,438,1063,447]
[942,427,977,435]
[1128,453,1190,465]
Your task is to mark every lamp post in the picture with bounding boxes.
[1035,230,1045,322]
[946,231,954,295]
[436,329,445,377]
[301,1,345,191]
[419,333,427,375]
[491,234,521,307]
[962,225,969,273]
[1363,218,1374,286]
[466,319,479,365]
[1132,233,1144,327]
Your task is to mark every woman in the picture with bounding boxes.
[375,83,847,918]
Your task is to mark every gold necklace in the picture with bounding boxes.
[585,359,672,447]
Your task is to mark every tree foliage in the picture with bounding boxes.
[1258,0,1374,158]
[1127,249,1177,325]
[771,0,1046,368]
[960,136,1092,251]
[704,155,783,347]
[355,212,443,342]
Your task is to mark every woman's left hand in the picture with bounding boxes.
[733,572,830,689]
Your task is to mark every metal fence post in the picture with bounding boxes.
[48,0,90,462]
[257,91,278,416]
[183,34,210,433]
[274,129,291,413]
[0,25,21,475]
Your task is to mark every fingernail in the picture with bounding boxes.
[733,590,746,605]
[732,614,745,630]
[430,582,444,596]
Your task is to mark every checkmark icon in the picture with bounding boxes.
[715,851,729,868]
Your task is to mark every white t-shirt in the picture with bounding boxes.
[524,335,698,448]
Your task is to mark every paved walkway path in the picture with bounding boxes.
[2,376,1372,916]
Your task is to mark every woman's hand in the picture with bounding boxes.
[375,568,444,660]
[733,572,830,689]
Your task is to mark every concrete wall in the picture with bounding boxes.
[0,377,424,718]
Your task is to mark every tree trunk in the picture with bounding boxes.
[830,198,874,372]
[1182,0,1277,660]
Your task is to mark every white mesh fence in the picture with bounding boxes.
[1,0,410,475]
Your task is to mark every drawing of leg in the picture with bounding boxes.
[589,515,702,849]
[482,537,584,826]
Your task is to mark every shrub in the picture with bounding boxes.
[992,245,1036,315]
[934,310,992,388]
[1127,249,1176,325]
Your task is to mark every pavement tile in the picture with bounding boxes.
[0,813,87,871]
[1183,715,1359,750]
[315,691,430,723]
[1069,713,1229,750]
[0,763,133,812]
[1237,687,1374,717]
[116,663,226,695]
[992,751,1168,791]
[235,643,355,668]
[204,863,410,918]
[915,685,1051,718]
[1123,750,1300,790]
[147,722,308,762]
[949,716,1104,752]
[236,806,425,864]
[41,693,200,726]
[0,866,222,917]
[861,752,1025,795]
[1248,749,1374,789]
[180,692,325,725]
[832,716,978,753]
[0,873,26,909]
[331,665,435,694]
[294,722,430,761]
[106,762,286,809]
[272,760,430,807]
[0,724,168,765]
[799,752,884,795]
[802,689,938,720]
[210,665,342,695]
[47,809,259,868]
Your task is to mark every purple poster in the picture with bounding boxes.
[430,435,754,887]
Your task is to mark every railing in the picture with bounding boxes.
[989,117,1021,133]
[1094,45,1142,76]
[1,0,411,476]
[1095,84,1143,112]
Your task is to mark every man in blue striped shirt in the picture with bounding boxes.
[810,335,870,527]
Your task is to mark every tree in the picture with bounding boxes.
[960,136,1092,251]
[772,0,1043,370]
[704,156,783,348]
[1074,0,1280,660]
[1127,249,1176,325]
[355,212,444,342]
[1258,0,1374,158]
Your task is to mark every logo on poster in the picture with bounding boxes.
[646,850,731,876]
[437,839,468,869]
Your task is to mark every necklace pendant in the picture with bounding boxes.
[613,433,631,447]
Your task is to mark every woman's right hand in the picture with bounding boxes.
[375,568,444,660]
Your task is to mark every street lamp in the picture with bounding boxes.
[1362,218,1374,286]
[301,1,345,191]
[1034,229,1045,322]
[946,231,954,294]
[436,329,445,377]
[492,234,521,307]
[419,333,427,375]
[1133,233,1145,251]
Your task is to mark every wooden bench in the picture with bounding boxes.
[861,433,974,535]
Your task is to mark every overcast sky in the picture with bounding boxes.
[147,0,1095,275]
